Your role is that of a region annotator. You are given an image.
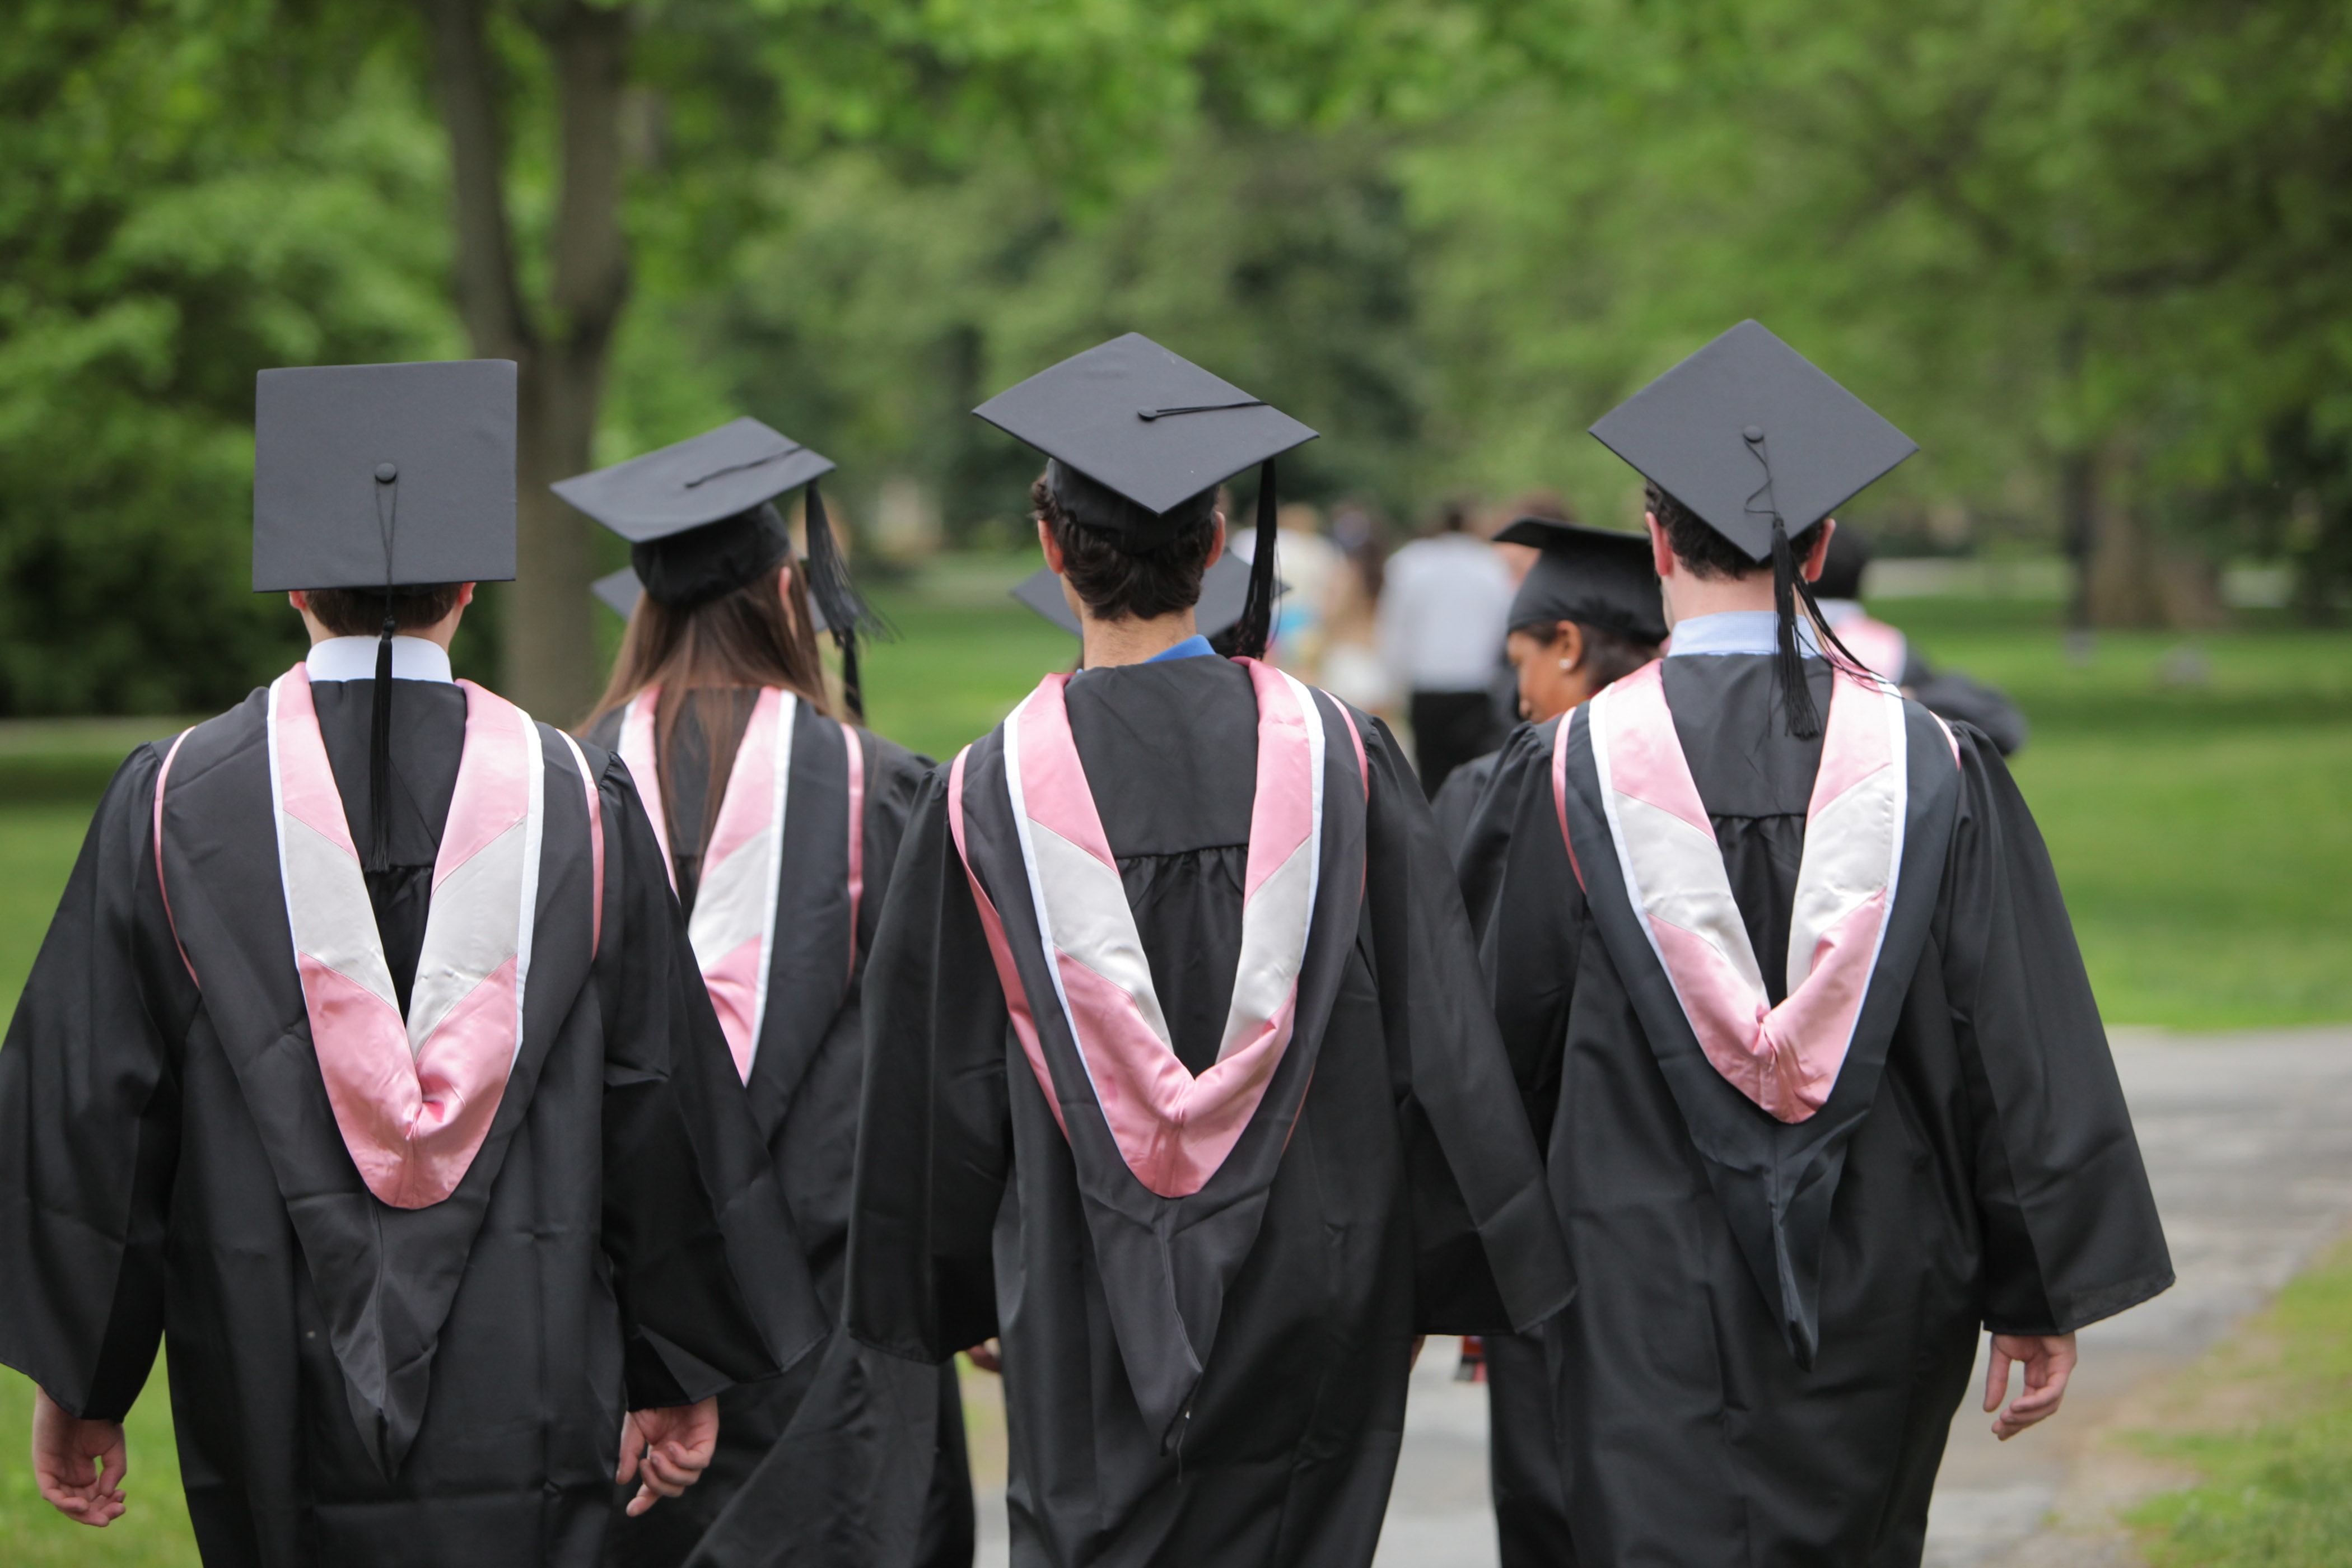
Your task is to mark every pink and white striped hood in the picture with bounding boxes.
[619,685,867,1085]
[267,664,548,1210]
[962,657,1328,1199]
[1561,659,1908,1123]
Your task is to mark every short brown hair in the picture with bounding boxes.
[1647,482,1823,582]
[300,584,465,636]
[1033,470,1217,623]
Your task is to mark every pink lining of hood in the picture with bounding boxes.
[951,659,1342,1197]
[269,665,539,1208]
[1570,660,1909,1124]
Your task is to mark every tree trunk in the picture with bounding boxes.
[421,0,631,722]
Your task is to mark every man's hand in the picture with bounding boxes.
[617,1397,718,1516]
[964,1340,1002,1375]
[32,1386,127,1527]
[1985,1332,2076,1440]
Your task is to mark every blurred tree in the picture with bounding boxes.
[0,1,463,716]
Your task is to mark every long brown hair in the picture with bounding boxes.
[584,565,835,842]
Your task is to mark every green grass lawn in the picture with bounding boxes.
[2129,1242,2352,1566]
[0,563,2342,1560]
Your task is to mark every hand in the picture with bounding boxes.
[32,1386,128,1527]
[964,1340,1002,1375]
[1985,1332,2076,1440]
[617,1397,718,1516]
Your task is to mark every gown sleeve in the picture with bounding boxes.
[1455,720,1585,1147]
[0,745,197,1420]
[845,769,1010,1364]
[594,751,828,1408]
[1938,727,2171,1334]
[1359,716,1573,1337]
[855,736,933,964]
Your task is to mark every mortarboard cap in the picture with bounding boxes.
[1588,321,1915,564]
[550,417,834,545]
[252,359,517,592]
[591,567,644,620]
[974,333,1315,659]
[1494,518,1668,646]
[1010,552,1269,640]
[554,417,875,715]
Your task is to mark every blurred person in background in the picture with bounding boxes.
[1314,502,1394,715]
[1429,518,1667,853]
[1378,497,1515,794]
[1231,501,1344,680]
[1813,527,2029,755]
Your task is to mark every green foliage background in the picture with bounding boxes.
[6,0,2352,713]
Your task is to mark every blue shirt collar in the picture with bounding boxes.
[1665,610,1822,659]
[1145,634,1217,664]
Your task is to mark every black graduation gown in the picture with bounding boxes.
[1428,747,1501,857]
[0,677,825,1568]
[584,693,974,1568]
[1457,655,2172,1567]
[847,654,1572,1568]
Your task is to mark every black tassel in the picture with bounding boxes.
[366,600,395,874]
[1231,459,1280,661]
[802,482,880,722]
[1771,520,1822,739]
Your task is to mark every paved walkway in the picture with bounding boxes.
[977,1027,2352,1566]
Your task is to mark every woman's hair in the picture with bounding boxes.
[1516,618,1659,688]
[1033,470,1218,623]
[584,566,833,837]
[1646,480,1823,582]
[301,584,464,636]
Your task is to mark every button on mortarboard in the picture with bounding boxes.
[1492,518,1668,645]
[252,360,517,592]
[973,333,1317,526]
[1587,320,1916,563]
[548,417,836,543]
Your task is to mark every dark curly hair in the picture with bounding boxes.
[1033,469,1219,623]
[1647,481,1823,581]
[300,584,465,636]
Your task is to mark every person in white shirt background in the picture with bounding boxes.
[1377,498,1515,794]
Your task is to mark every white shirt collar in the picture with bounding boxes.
[1664,610,1822,659]
[305,635,455,684]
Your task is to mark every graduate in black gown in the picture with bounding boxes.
[560,421,972,1568]
[847,334,1572,1568]
[1810,526,2030,755]
[1457,323,2172,1567]
[1419,519,1664,1565]
[0,362,824,1567]
[1427,519,1667,855]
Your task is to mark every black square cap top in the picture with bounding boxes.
[974,333,1317,519]
[253,359,517,592]
[1010,551,1267,639]
[550,417,835,544]
[1588,321,1917,564]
